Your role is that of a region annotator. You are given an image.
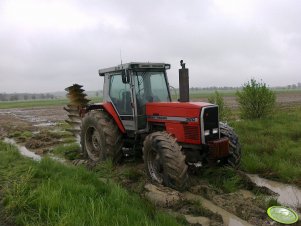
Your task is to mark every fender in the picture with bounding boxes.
[85,102,126,134]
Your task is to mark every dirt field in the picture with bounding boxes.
[0,94,301,226]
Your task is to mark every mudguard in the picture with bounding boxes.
[86,102,125,134]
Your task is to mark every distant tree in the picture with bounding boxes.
[208,91,230,120]
[24,94,29,100]
[0,94,5,101]
[46,93,52,99]
[10,94,18,101]
[236,79,275,119]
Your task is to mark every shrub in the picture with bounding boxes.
[208,91,230,120]
[236,79,275,119]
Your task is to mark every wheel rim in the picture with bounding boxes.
[147,148,164,184]
[85,126,102,161]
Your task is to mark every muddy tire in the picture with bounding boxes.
[81,110,123,163]
[219,122,241,168]
[143,131,188,190]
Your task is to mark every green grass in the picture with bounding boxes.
[0,141,181,226]
[231,107,301,185]
[198,167,243,193]
[8,130,33,143]
[0,97,102,109]
[0,99,69,109]
[51,143,81,160]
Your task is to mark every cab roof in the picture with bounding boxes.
[98,62,170,76]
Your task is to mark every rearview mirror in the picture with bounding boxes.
[122,70,130,84]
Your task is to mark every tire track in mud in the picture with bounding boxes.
[184,192,253,226]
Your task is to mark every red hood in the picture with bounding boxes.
[146,101,214,118]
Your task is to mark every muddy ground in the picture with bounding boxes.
[0,93,301,226]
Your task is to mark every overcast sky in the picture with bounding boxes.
[0,0,301,93]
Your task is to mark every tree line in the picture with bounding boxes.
[0,93,56,101]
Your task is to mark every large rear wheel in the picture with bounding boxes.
[143,131,188,190]
[81,110,123,163]
[219,122,241,168]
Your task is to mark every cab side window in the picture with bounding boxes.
[109,74,132,115]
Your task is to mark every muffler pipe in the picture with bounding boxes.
[179,60,189,102]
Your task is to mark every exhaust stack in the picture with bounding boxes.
[179,60,189,102]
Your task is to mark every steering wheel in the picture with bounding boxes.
[118,89,126,100]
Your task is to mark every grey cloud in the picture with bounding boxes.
[0,0,300,92]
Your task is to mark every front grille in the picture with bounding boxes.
[201,106,219,143]
[183,125,199,141]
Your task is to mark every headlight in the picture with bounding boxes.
[204,130,210,136]
[212,128,218,134]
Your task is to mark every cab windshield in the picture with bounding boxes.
[135,71,170,106]
[134,70,171,129]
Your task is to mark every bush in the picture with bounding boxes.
[208,91,230,120]
[236,79,275,119]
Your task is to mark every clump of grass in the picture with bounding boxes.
[222,176,242,193]
[266,198,280,208]
[63,137,77,143]
[199,167,243,193]
[93,160,116,178]
[8,131,32,142]
[0,141,181,226]
[51,143,81,160]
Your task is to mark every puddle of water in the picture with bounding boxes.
[248,174,301,208]
[34,122,57,127]
[47,153,66,164]
[4,138,66,164]
[4,138,41,161]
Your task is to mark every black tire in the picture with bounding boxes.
[219,122,241,168]
[143,131,188,190]
[81,110,123,163]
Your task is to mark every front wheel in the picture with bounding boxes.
[143,131,188,190]
[219,122,241,168]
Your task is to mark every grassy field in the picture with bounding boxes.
[1,88,301,109]
[231,107,301,186]
[0,141,182,226]
[0,99,69,109]
[0,97,102,109]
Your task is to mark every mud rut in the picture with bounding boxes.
[0,106,300,226]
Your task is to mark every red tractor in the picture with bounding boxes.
[65,61,241,190]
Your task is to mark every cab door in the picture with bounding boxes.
[108,72,135,131]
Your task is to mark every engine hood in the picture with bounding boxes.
[146,101,215,120]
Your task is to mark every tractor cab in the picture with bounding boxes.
[99,63,172,131]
